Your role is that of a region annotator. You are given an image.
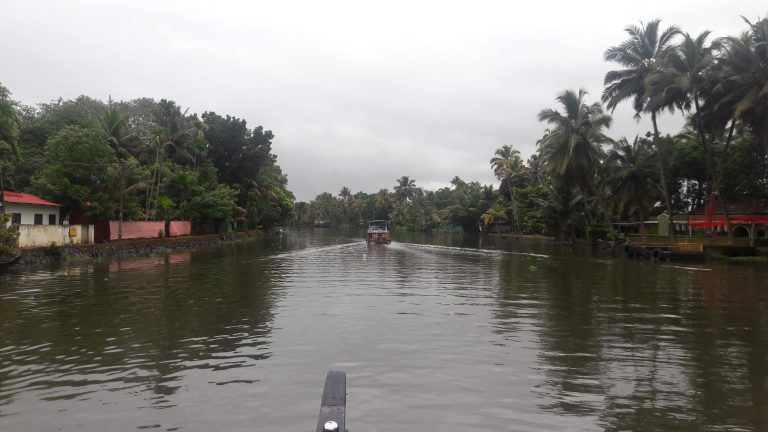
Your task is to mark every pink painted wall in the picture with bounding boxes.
[169,221,191,237]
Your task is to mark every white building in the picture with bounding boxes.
[3,189,62,225]
[2,189,94,247]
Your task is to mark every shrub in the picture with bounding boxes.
[0,213,20,259]
[44,241,62,258]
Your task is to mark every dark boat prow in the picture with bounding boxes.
[316,370,346,432]
[0,254,21,270]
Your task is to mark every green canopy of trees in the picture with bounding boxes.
[0,87,294,233]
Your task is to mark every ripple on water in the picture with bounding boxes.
[2,234,768,431]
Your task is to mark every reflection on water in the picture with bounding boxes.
[1,229,767,431]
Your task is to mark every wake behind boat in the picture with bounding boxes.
[366,220,391,244]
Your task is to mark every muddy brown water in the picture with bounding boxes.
[1,229,768,431]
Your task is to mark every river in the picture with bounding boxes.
[1,229,767,431]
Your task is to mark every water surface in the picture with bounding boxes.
[1,229,767,431]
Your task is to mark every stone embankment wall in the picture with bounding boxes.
[14,231,260,267]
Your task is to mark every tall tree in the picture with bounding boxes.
[102,106,148,239]
[0,84,20,204]
[648,31,718,194]
[538,89,612,224]
[708,16,768,155]
[394,176,416,202]
[146,99,201,219]
[32,126,117,220]
[490,145,525,232]
[603,19,681,235]
[606,136,658,232]
[0,84,20,163]
[526,153,547,184]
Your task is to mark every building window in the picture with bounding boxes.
[11,213,21,224]
[34,214,43,225]
[49,214,57,225]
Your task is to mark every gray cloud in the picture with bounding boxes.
[2,0,764,200]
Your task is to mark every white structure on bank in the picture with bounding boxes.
[3,189,62,225]
[2,189,94,247]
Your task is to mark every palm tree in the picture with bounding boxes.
[373,189,393,219]
[480,204,509,233]
[490,145,519,178]
[707,16,768,155]
[535,184,586,241]
[602,19,681,235]
[606,136,658,233]
[701,17,768,236]
[450,176,467,190]
[146,100,200,219]
[526,153,547,183]
[338,186,353,224]
[102,107,131,158]
[538,89,612,225]
[490,144,526,232]
[394,176,416,202]
[339,186,351,200]
[647,31,719,193]
[100,106,148,239]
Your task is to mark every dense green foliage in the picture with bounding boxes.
[0,213,20,258]
[0,85,294,233]
[297,15,768,240]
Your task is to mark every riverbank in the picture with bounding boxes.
[12,231,263,267]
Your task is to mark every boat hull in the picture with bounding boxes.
[0,255,21,270]
[366,232,391,244]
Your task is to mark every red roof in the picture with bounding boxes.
[2,190,63,207]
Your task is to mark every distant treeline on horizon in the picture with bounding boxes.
[296,14,768,240]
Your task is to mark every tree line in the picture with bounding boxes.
[0,88,295,234]
[298,15,768,239]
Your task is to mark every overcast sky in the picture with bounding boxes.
[2,1,765,201]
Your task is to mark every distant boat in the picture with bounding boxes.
[314,219,330,228]
[0,254,21,270]
[366,220,391,244]
[274,227,284,234]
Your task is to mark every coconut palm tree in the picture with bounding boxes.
[374,189,393,218]
[707,16,768,155]
[146,100,202,219]
[338,186,353,224]
[602,19,681,234]
[394,176,416,202]
[490,145,520,178]
[699,17,768,235]
[538,89,612,224]
[606,136,658,233]
[526,153,547,183]
[647,31,719,191]
[100,106,149,239]
[480,204,509,233]
[102,107,132,158]
[490,145,526,232]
